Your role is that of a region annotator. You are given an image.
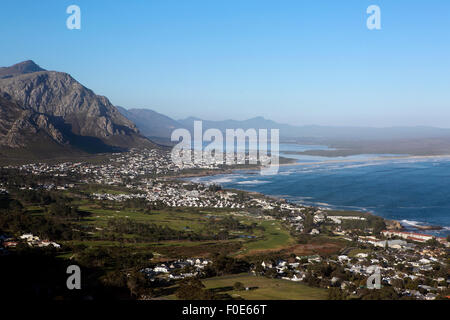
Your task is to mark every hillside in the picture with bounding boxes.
[0,61,156,159]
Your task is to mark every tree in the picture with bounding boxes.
[7,199,23,212]
[328,287,347,300]
[126,271,148,297]
[264,268,278,279]
[175,278,212,300]
[360,286,399,300]
[102,270,127,288]
[209,255,250,276]
[426,238,440,248]
[217,230,229,240]
[233,282,245,291]
[372,219,386,234]
[303,212,314,234]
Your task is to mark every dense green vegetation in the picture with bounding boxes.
[3,169,441,301]
[0,178,301,300]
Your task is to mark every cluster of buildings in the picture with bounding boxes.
[0,233,61,251]
[328,215,367,224]
[5,148,280,211]
[2,148,448,300]
[89,175,299,211]
[19,233,61,248]
[253,237,448,300]
[8,149,181,183]
[140,258,212,281]
[340,246,448,300]
[91,182,248,208]
[8,147,276,184]
[381,230,448,244]
[172,149,272,170]
[245,203,449,300]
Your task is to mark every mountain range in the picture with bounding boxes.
[117,110,450,142]
[3,60,450,161]
[0,61,155,160]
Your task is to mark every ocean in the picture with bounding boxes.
[191,145,450,237]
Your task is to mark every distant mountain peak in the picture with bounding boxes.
[181,116,203,122]
[0,60,46,79]
[249,116,266,121]
[13,60,45,72]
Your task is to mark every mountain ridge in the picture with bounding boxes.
[118,106,450,141]
[0,61,156,159]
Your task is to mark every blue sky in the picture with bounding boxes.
[1,0,450,127]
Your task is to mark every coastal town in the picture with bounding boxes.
[0,148,449,300]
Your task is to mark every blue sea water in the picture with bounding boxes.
[192,146,450,237]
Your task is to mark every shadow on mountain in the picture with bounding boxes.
[50,115,127,154]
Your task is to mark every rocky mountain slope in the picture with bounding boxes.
[0,61,155,159]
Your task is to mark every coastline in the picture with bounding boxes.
[176,154,450,236]
[177,167,411,231]
[277,153,450,167]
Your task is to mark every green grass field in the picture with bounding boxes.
[238,220,294,255]
[74,206,295,256]
[78,206,212,232]
[78,184,143,195]
[187,274,327,300]
[59,205,250,257]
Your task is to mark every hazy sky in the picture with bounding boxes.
[1,0,450,127]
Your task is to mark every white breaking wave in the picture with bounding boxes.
[207,177,236,184]
[400,220,424,227]
[237,180,270,185]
